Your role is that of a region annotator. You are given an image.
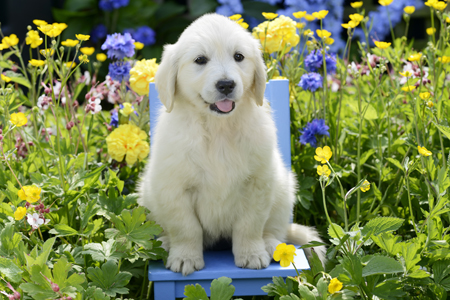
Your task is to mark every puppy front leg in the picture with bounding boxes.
[160,192,204,276]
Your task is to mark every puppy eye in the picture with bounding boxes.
[234,53,244,62]
[195,56,208,65]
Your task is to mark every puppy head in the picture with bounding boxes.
[155,13,266,115]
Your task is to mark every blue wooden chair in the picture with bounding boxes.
[148,79,310,299]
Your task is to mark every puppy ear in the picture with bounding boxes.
[155,44,178,113]
[252,52,267,106]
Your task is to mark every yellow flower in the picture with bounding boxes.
[129,58,159,95]
[304,29,312,36]
[134,42,144,50]
[433,1,447,10]
[2,34,19,47]
[273,243,296,267]
[316,29,331,38]
[29,59,45,67]
[447,17,450,23]
[0,43,8,50]
[40,48,55,57]
[425,0,438,7]
[61,39,79,47]
[341,20,359,29]
[79,54,89,64]
[418,145,432,156]
[120,103,135,117]
[106,124,150,165]
[314,146,332,164]
[399,70,413,77]
[404,6,415,14]
[317,165,331,177]
[38,24,65,38]
[328,278,343,294]
[360,180,370,192]
[96,53,107,62]
[401,85,416,92]
[26,30,43,48]
[262,12,278,20]
[312,10,328,19]
[349,13,364,22]
[325,37,334,45]
[229,14,242,21]
[304,14,316,21]
[14,207,27,221]
[427,101,434,108]
[419,92,431,100]
[252,16,299,54]
[10,112,28,127]
[350,1,363,8]
[374,41,391,49]
[33,19,48,26]
[80,47,95,56]
[239,21,249,29]
[297,22,306,29]
[439,56,450,63]
[66,62,77,68]
[293,11,307,18]
[379,0,393,6]
[427,27,436,35]
[76,34,90,41]
[1,74,11,83]
[37,24,53,35]
[18,185,41,203]
[408,53,422,62]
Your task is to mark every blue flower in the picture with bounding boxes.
[133,26,156,46]
[299,119,330,147]
[108,61,131,82]
[216,0,243,16]
[91,24,107,43]
[325,53,337,74]
[304,50,337,74]
[299,72,323,92]
[101,33,135,60]
[99,0,130,11]
[110,110,119,127]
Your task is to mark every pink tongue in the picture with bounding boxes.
[215,100,233,112]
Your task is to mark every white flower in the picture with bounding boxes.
[83,71,91,85]
[86,98,102,114]
[27,213,44,229]
[37,95,51,111]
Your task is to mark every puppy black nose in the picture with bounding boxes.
[216,80,235,95]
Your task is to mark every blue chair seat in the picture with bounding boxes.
[148,80,310,299]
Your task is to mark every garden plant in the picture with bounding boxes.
[1,0,450,299]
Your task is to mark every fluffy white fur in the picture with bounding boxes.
[138,13,325,276]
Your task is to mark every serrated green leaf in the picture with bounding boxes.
[373,279,406,299]
[297,285,316,300]
[82,239,125,262]
[49,224,78,237]
[184,283,209,300]
[87,260,132,297]
[386,158,404,172]
[362,256,403,277]
[342,254,362,285]
[433,260,450,284]
[328,223,345,239]
[372,233,402,256]
[434,123,450,140]
[408,269,430,278]
[402,243,421,273]
[361,217,404,237]
[210,277,235,300]
[0,257,23,282]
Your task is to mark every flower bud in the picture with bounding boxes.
[51,282,60,292]
[361,42,366,47]
[13,291,20,300]
[44,208,50,213]
[51,40,57,45]
[59,46,64,53]
[32,106,39,113]
[27,25,32,30]
[66,121,74,130]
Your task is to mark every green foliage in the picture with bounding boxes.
[184,277,242,300]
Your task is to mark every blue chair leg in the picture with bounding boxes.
[154,281,176,300]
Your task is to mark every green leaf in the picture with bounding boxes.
[188,0,217,17]
[373,279,406,299]
[0,257,23,282]
[210,277,235,300]
[49,224,78,237]
[372,233,402,256]
[84,287,111,300]
[328,223,345,239]
[408,269,430,278]
[362,256,403,277]
[361,217,404,237]
[183,283,209,300]
[346,98,378,120]
[79,198,100,230]
[297,285,316,300]
[82,239,125,262]
[360,149,376,165]
[401,243,421,273]
[4,71,31,88]
[386,158,404,172]
[433,260,450,284]
[434,123,450,140]
[342,254,362,285]
[87,260,132,297]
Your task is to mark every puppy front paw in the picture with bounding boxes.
[234,249,271,269]
[166,253,205,276]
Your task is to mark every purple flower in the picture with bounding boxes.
[304,50,337,74]
[299,72,323,92]
[108,61,131,82]
[325,53,337,74]
[91,24,107,43]
[133,26,156,46]
[99,0,130,11]
[299,119,330,147]
[101,33,135,60]
[110,110,119,127]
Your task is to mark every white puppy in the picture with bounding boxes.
[138,13,325,275]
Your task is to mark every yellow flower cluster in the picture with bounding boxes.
[37,22,68,38]
[252,15,299,54]
[273,243,296,267]
[374,41,391,49]
[29,59,46,67]
[129,58,159,96]
[1,74,11,83]
[120,103,135,117]
[0,34,19,50]
[425,0,447,10]
[26,30,43,48]
[61,39,79,47]
[80,47,95,56]
[106,124,150,165]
